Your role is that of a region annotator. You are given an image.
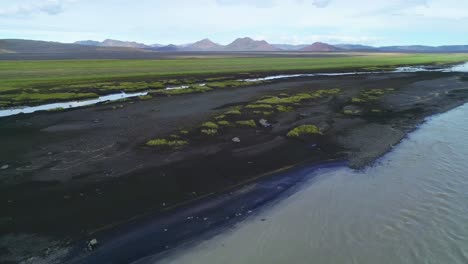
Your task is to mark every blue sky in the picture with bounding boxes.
[1,0,467,46]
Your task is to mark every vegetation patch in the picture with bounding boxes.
[276,105,293,112]
[214,114,226,120]
[245,104,274,109]
[287,125,321,138]
[0,92,99,106]
[225,109,242,115]
[152,86,212,96]
[255,89,340,106]
[146,138,188,147]
[206,80,261,89]
[201,128,218,135]
[351,88,394,105]
[201,121,219,129]
[236,120,257,128]
[138,95,152,100]
[344,109,362,115]
[217,120,232,127]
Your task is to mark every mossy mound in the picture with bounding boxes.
[287,125,321,138]
[146,138,188,147]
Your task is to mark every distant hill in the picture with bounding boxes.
[74,39,150,49]
[5,38,468,56]
[300,42,341,52]
[377,45,468,52]
[0,39,163,60]
[335,44,376,51]
[224,37,279,51]
[0,39,109,53]
[272,44,308,51]
[184,39,223,51]
[75,40,102,46]
[156,44,180,51]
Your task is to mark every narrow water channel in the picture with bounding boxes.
[2,62,467,118]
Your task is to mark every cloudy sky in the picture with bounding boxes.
[1,0,467,46]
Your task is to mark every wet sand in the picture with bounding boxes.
[1,71,468,263]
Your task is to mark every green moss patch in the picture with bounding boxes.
[138,95,152,100]
[201,128,218,135]
[217,120,232,127]
[0,92,99,106]
[225,109,242,115]
[236,120,257,128]
[206,80,261,89]
[146,138,188,147]
[152,86,212,96]
[201,121,219,129]
[276,105,293,112]
[287,125,321,138]
[245,104,274,109]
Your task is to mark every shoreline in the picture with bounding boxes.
[62,160,346,264]
[1,70,468,263]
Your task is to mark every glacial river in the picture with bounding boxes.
[148,103,468,264]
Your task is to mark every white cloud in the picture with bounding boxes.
[312,0,332,8]
[0,0,74,17]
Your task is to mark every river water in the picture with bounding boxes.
[151,103,468,264]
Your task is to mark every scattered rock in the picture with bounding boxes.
[259,118,271,128]
[232,137,241,143]
[87,238,98,251]
[1,165,9,170]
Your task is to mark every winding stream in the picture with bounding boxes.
[1,62,467,118]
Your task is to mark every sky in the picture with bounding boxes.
[1,0,468,46]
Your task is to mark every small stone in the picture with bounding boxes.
[232,137,241,143]
[1,165,9,170]
[259,119,271,128]
[87,238,98,251]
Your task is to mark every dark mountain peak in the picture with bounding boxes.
[156,44,179,51]
[225,37,278,51]
[185,38,223,51]
[300,42,340,52]
[100,39,149,48]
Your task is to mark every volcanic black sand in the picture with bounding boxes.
[1,71,468,263]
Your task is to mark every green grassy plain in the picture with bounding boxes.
[1,53,468,106]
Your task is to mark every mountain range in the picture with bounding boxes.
[2,38,468,56]
[71,37,468,53]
